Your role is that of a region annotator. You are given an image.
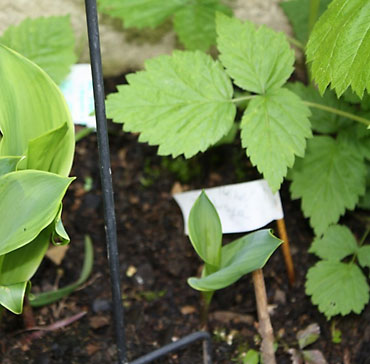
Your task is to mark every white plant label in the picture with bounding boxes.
[173,180,284,235]
[60,64,96,128]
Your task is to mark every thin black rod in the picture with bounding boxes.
[130,332,212,364]
[84,1,127,363]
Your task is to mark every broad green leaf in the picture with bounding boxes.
[0,16,76,84]
[51,204,70,246]
[0,228,50,285]
[291,136,367,235]
[358,246,370,269]
[106,51,235,158]
[280,0,331,44]
[29,235,93,307]
[24,122,69,174]
[287,82,353,134]
[0,156,23,176]
[0,44,74,176]
[0,170,74,255]
[188,191,222,267]
[306,0,370,97]
[97,0,185,28]
[243,349,260,364]
[216,13,295,94]
[241,88,312,192]
[309,225,358,261]
[306,261,369,319]
[173,0,231,51]
[0,281,28,314]
[188,230,281,291]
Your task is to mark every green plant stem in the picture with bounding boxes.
[75,127,95,142]
[287,36,305,51]
[359,226,370,247]
[309,0,321,34]
[303,101,370,127]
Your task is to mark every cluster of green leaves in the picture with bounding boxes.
[107,13,312,193]
[0,15,76,84]
[97,0,232,51]
[186,191,281,304]
[306,225,370,319]
[0,44,75,314]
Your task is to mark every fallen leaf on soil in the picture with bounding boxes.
[297,323,320,349]
[288,348,304,364]
[90,315,110,329]
[171,182,183,195]
[209,310,254,325]
[180,305,196,315]
[126,265,137,277]
[46,245,69,265]
[302,349,327,364]
[86,343,101,355]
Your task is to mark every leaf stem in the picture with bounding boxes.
[287,36,305,51]
[303,101,370,126]
[359,226,370,248]
[231,95,256,103]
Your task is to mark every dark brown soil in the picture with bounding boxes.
[1,85,369,364]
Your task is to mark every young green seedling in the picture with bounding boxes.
[187,191,282,364]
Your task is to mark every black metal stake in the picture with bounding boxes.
[84,1,127,363]
[84,1,213,363]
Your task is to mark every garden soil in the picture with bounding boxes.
[1,77,369,364]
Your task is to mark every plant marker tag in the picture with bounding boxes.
[60,64,96,128]
[173,180,284,234]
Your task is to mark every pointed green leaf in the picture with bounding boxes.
[106,51,235,158]
[306,261,369,319]
[29,235,93,307]
[0,281,28,314]
[216,13,295,94]
[24,122,69,174]
[241,88,312,192]
[188,191,222,267]
[309,225,358,261]
[188,230,281,291]
[287,82,353,134]
[291,136,367,235]
[51,204,70,246]
[0,156,23,177]
[0,44,74,176]
[280,0,331,44]
[0,228,50,285]
[0,170,74,255]
[97,0,184,28]
[358,245,370,269]
[173,0,231,51]
[0,16,76,84]
[306,0,370,97]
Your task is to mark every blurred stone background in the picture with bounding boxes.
[0,0,291,76]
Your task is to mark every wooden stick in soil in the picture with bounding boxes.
[276,218,295,285]
[252,269,276,364]
[23,298,36,329]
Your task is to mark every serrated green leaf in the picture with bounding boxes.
[0,44,74,177]
[0,228,50,285]
[309,225,358,261]
[216,13,295,94]
[290,136,367,235]
[306,261,369,319]
[287,82,353,134]
[0,156,23,177]
[342,90,370,111]
[306,0,370,97]
[0,281,28,314]
[98,0,185,28]
[0,16,76,84]
[106,51,235,158]
[358,245,370,268]
[188,191,222,267]
[241,88,312,192]
[0,170,74,256]
[188,230,281,291]
[173,0,231,51]
[280,0,331,44]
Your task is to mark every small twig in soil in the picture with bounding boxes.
[276,218,295,285]
[252,269,276,364]
[22,298,36,329]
